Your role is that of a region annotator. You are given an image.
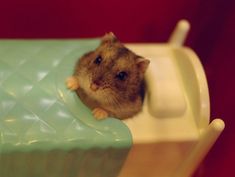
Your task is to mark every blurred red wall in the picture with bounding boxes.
[0,0,234,176]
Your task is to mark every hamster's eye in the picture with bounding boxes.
[94,55,102,65]
[116,71,128,81]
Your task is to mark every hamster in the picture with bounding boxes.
[66,32,150,120]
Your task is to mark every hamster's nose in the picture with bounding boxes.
[90,83,99,91]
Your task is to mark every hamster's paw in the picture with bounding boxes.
[92,108,108,120]
[66,76,79,90]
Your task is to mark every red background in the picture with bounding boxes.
[0,0,234,176]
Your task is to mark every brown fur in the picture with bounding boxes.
[73,33,149,119]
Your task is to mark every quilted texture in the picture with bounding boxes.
[0,39,131,177]
[0,39,131,150]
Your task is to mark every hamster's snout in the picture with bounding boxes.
[90,82,99,91]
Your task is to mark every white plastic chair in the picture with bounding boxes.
[119,20,225,177]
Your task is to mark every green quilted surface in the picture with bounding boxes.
[0,39,132,152]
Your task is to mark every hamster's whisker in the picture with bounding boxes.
[108,94,123,108]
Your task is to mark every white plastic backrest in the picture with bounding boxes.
[145,56,186,117]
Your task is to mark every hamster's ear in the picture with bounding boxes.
[101,32,118,44]
[136,58,150,73]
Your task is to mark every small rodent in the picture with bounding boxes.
[66,32,150,120]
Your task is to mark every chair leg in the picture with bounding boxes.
[173,118,225,177]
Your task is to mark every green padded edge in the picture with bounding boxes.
[0,39,132,153]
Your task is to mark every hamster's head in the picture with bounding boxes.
[77,33,150,104]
